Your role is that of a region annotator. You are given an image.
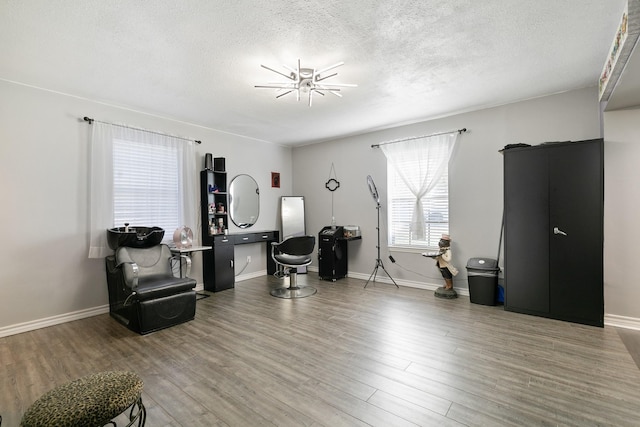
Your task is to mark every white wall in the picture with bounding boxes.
[293,87,602,292]
[4,80,632,333]
[0,80,291,333]
[604,108,640,322]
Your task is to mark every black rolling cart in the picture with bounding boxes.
[318,226,361,281]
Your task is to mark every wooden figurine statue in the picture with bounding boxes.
[424,234,458,299]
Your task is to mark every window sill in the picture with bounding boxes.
[389,246,438,255]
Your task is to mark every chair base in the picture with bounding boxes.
[270,286,317,299]
[270,267,316,299]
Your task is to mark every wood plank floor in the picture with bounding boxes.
[2,275,640,426]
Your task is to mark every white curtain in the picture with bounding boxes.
[88,122,197,258]
[380,132,458,241]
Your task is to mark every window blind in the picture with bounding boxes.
[112,138,180,237]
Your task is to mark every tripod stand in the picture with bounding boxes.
[365,202,399,288]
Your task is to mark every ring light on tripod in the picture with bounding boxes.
[364,174,398,288]
[367,175,380,206]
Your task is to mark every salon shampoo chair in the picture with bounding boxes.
[106,244,196,334]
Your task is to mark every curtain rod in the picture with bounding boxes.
[83,116,202,144]
[371,128,467,148]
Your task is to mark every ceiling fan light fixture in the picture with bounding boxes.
[298,68,314,79]
[255,59,356,106]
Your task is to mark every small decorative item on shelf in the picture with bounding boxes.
[208,203,216,214]
[217,202,225,213]
[343,225,361,238]
[209,219,217,235]
[214,157,225,172]
[208,184,219,193]
[218,218,224,234]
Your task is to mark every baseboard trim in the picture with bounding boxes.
[236,270,269,282]
[2,279,637,337]
[313,269,640,329]
[0,281,208,338]
[604,314,640,330]
[307,266,470,296]
[0,305,109,338]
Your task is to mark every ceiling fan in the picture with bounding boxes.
[255,59,357,106]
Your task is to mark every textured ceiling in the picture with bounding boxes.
[0,1,627,146]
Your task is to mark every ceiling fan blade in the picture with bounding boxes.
[316,62,344,75]
[255,84,295,89]
[316,72,338,82]
[267,81,296,85]
[260,64,294,80]
[317,86,342,97]
[317,83,357,87]
[276,90,294,99]
[316,85,340,92]
[282,64,297,75]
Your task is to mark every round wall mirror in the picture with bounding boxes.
[229,174,260,228]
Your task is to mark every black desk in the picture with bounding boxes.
[202,230,279,292]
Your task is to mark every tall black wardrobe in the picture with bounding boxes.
[503,138,604,327]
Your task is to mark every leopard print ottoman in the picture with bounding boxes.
[20,371,145,427]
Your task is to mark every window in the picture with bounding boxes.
[381,133,458,250]
[89,122,196,258]
[387,161,449,248]
[112,139,180,235]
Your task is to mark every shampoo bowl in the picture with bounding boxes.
[107,226,165,250]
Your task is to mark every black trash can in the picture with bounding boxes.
[466,258,500,306]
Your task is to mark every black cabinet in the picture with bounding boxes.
[504,139,603,326]
[203,234,234,292]
[319,226,348,281]
[318,226,361,281]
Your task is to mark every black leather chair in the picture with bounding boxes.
[270,235,316,298]
[106,244,196,334]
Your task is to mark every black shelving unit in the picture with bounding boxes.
[200,158,233,292]
[200,163,228,243]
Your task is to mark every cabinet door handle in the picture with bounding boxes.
[230,260,234,268]
[553,227,567,236]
